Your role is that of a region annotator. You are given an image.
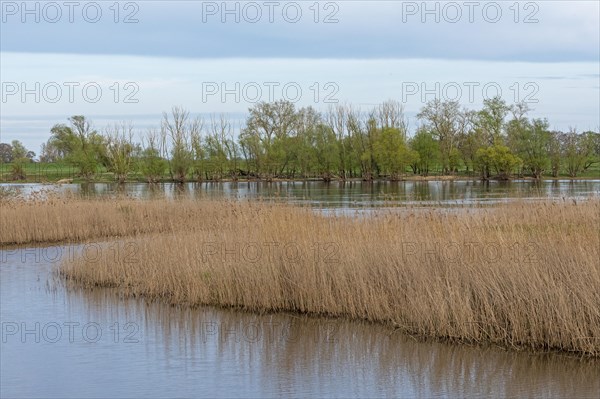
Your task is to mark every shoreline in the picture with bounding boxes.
[60,275,600,360]
[2,175,600,185]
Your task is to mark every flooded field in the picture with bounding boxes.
[2,179,599,209]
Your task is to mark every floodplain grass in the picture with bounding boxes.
[1,195,599,356]
[0,162,77,182]
[0,161,598,183]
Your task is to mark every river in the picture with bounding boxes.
[1,180,599,397]
[2,179,600,209]
[1,246,598,398]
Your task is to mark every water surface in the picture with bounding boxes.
[2,179,599,209]
[1,246,599,398]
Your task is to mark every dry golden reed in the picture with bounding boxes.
[1,194,249,245]
[3,196,599,356]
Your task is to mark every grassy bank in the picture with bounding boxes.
[1,161,599,183]
[2,196,599,356]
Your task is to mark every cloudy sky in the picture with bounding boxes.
[1,1,599,152]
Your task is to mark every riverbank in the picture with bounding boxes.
[3,175,600,185]
[1,162,599,184]
[4,196,596,356]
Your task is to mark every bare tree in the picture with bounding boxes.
[327,104,350,179]
[243,100,298,179]
[375,100,408,140]
[205,113,232,180]
[140,128,168,183]
[161,107,201,183]
[226,119,242,180]
[104,121,135,183]
[417,99,468,174]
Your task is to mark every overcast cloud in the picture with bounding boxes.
[1,1,598,151]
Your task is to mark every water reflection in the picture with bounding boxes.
[1,246,599,398]
[2,180,598,209]
[55,285,600,398]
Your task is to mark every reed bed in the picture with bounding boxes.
[3,195,599,355]
[1,194,255,246]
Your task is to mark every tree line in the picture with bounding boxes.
[0,140,37,180]
[6,97,599,182]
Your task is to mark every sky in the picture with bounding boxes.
[1,0,599,153]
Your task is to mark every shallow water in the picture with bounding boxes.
[2,179,599,209]
[1,246,599,398]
